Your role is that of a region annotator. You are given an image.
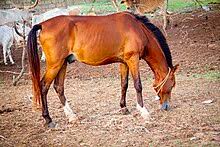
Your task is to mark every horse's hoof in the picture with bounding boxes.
[120,107,130,115]
[68,114,78,123]
[45,122,57,128]
[136,104,151,122]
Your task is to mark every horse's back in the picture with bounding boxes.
[39,12,139,32]
[70,13,145,65]
[38,12,147,65]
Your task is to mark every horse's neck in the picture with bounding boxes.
[146,40,169,82]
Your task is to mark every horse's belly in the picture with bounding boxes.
[72,32,123,65]
[72,47,122,66]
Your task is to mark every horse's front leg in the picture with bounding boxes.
[126,55,150,121]
[119,63,130,114]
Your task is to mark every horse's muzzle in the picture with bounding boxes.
[161,101,170,110]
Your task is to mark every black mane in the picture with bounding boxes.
[132,13,173,68]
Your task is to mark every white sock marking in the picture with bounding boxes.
[63,101,77,122]
[155,95,160,101]
[136,104,150,121]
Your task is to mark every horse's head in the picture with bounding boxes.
[154,64,179,110]
[121,0,136,11]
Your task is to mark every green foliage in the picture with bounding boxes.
[168,0,196,11]
[192,71,220,80]
[73,0,126,14]
[168,0,220,11]
[75,0,219,14]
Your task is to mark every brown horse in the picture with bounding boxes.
[27,12,178,128]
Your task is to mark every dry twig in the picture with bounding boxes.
[0,70,28,75]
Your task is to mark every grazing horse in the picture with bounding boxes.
[27,12,178,128]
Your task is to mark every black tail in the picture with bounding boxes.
[27,24,42,110]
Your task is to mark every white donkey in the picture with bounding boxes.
[0,23,30,65]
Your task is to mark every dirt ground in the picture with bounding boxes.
[0,5,220,147]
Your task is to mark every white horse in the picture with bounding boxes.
[0,23,30,65]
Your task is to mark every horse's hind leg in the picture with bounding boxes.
[126,55,150,121]
[41,60,65,128]
[53,60,77,123]
[119,63,130,114]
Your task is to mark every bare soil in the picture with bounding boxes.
[0,5,220,146]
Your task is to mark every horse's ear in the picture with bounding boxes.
[172,64,179,73]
